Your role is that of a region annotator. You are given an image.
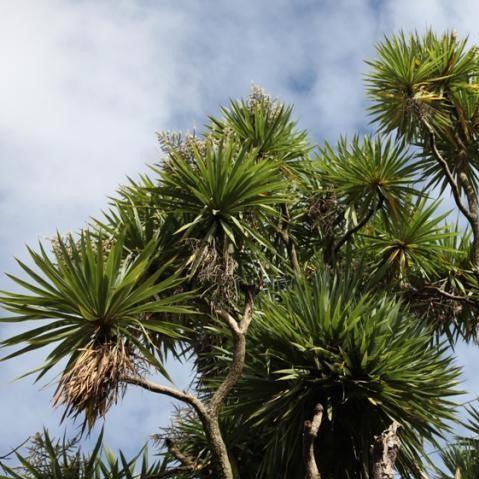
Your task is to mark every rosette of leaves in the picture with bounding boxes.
[210,270,460,478]
[366,31,477,141]
[319,135,419,220]
[362,198,454,286]
[0,232,194,429]
[154,138,288,296]
[208,85,310,168]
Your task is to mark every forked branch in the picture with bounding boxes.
[123,289,256,479]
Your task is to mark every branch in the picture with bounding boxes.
[457,165,479,266]
[278,203,301,273]
[165,437,197,469]
[421,285,475,305]
[211,289,254,415]
[146,466,201,479]
[121,375,208,423]
[371,422,401,479]
[303,404,323,479]
[127,289,255,479]
[421,119,475,226]
[214,309,241,335]
[334,196,384,255]
[0,438,30,460]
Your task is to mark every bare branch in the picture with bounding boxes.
[121,375,208,423]
[334,196,384,256]
[126,289,255,479]
[210,289,255,415]
[303,404,323,479]
[421,285,475,305]
[279,203,301,273]
[215,308,241,335]
[421,119,475,226]
[0,438,30,460]
[457,165,479,266]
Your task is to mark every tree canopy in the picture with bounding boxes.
[2,30,479,479]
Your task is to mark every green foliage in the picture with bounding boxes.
[156,139,287,253]
[366,30,478,140]
[208,85,310,165]
[0,430,169,479]
[363,199,454,282]
[320,135,418,216]
[436,407,479,479]
[2,46,479,477]
[204,271,460,478]
[0,232,194,427]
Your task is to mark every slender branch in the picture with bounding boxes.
[278,203,301,273]
[457,165,479,266]
[146,466,201,479]
[334,196,384,256]
[303,404,323,479]
[421,285,474,304]
[165,437,197,469]
[421,117,479,265]
[371,422,401,479]
[122,375,232,478]
[121,375,208,423]
[0,438,30,460]
[421,119,475,226]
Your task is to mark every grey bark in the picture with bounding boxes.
[303,404,324,479]
[371,422,401,479]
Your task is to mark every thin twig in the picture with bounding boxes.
[121,376,209,424]
[421,285,475,305]
[334,196,384,255]
[0,438,30,460]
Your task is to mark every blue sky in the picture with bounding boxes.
[1,0,479,465]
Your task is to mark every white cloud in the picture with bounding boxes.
[0,0,478,461]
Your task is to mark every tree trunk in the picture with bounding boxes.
[371,422,400,479]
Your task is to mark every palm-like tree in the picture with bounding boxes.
[0,233,193,429]
[2,36,479,478]
[195,270,459,478]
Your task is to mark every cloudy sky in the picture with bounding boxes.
[1,0,479,465]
